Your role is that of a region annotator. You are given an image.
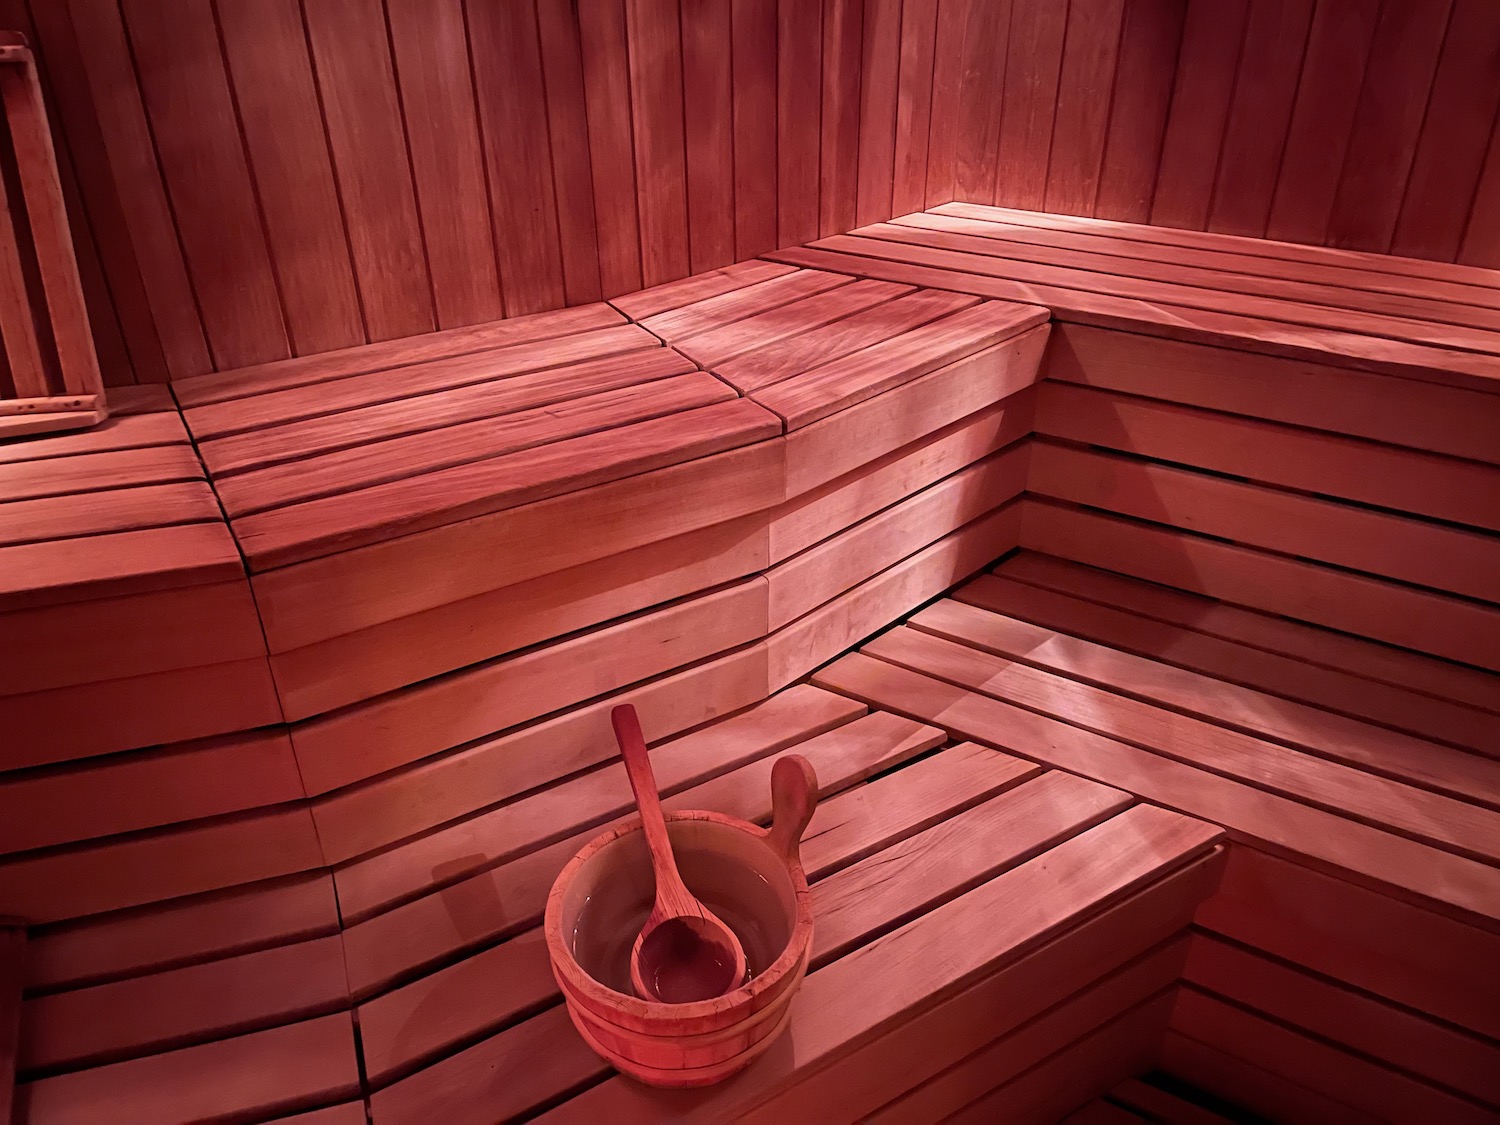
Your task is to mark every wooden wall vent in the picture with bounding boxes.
[0,31,104,440]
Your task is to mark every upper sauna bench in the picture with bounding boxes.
[170,267,1050,720]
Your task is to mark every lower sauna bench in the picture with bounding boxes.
[8,693,1224,1125]
[365,704,1224,1124]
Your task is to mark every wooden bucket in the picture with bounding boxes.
[544,765,815,1087]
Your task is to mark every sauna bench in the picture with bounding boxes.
[6,691,1224,1125]
[3,202,1500,1123]
[819,552,1500,1121]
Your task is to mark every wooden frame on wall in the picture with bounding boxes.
[0,30,104,439]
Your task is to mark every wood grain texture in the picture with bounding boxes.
[1045,0,1126,217]
[627,0,691,286]
[388,0,505,327]
[1206,0,1315,238]
[1326,0,1454,253]
[538,0,606,305]
[470,0,568,315]
[993,0,1068,212]
[732,0,779,259]
[1150,0,1251,230]
[1266,0,1382,245]
[119,0,288,370]
[215,0,365,356]
[302,0,434,342]
[682,0,736,273]
[820,0,863,238]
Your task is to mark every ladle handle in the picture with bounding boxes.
[612,704,693,916]
[766,754,819,868]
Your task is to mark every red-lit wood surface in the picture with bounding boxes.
[20,0,950,384]
[2,203,1499,1121]
[0,32,106,437]
[4,686,1224,1124]
[0,384,279,767]
[941,0,1500,267]
[774,202,1500,394]
[21,0,1499,388]
[815,551,1500,1118]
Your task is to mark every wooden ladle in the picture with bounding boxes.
[612,704,749,1004]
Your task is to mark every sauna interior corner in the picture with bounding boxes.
[2,2,1500,1123]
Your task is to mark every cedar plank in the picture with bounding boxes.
[960,572,1500,757]
[996,551,1500,715]
[24,872,337,993]
[717,287,978,393]
[814,652,1500,927]
[14,1012,359,1125]
[214,371,735,518]
[756,300,1048,429]
[172,304,623,408]
[199,348,698,477]
[675,278,913,369]
[19,934,349,1074]
[234,398,783,572]
[867,624,1500,864]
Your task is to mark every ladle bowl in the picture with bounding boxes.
[544,763,816,1087]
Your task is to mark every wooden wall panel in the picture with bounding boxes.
[303,0,435,342]
[943,0,1500,268]
[216,0,366,357]
[387,0,505,328]
[820,0,863,238]
[121,0,290,371]
[731,0,778,259]
[22,0,1497,383]
[681,0,735,273]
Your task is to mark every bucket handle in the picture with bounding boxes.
[765,754,818,869]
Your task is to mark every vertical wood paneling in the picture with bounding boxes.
[625,0,691,284]
[1207,0,1316,238]
[891,0,938,216]
[537,0,605,304]
[1093,0,1185,223]
[578,0,643,298]
[1150,0,1252,230]
[1390,0,1500,262]
[216,0,365,356]
[303,0,434,341]
[1326,0,1454,252]
[120,0,288,369]
[776,0,822,246]
[36,0,1500,380]
[1045,0,1126,217]
[470,0,569,314]
[1462,140,1500,269]
[731,0,778,258]
[64,0,210,377]
[820,0,863,236]
[855,0,902,226]
[924,0,971,207]
[1264,0,1380,246]
[387,0,504,328]
[952,0,1009,205]
[682,0,736,272]
[994,0,1068,211]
